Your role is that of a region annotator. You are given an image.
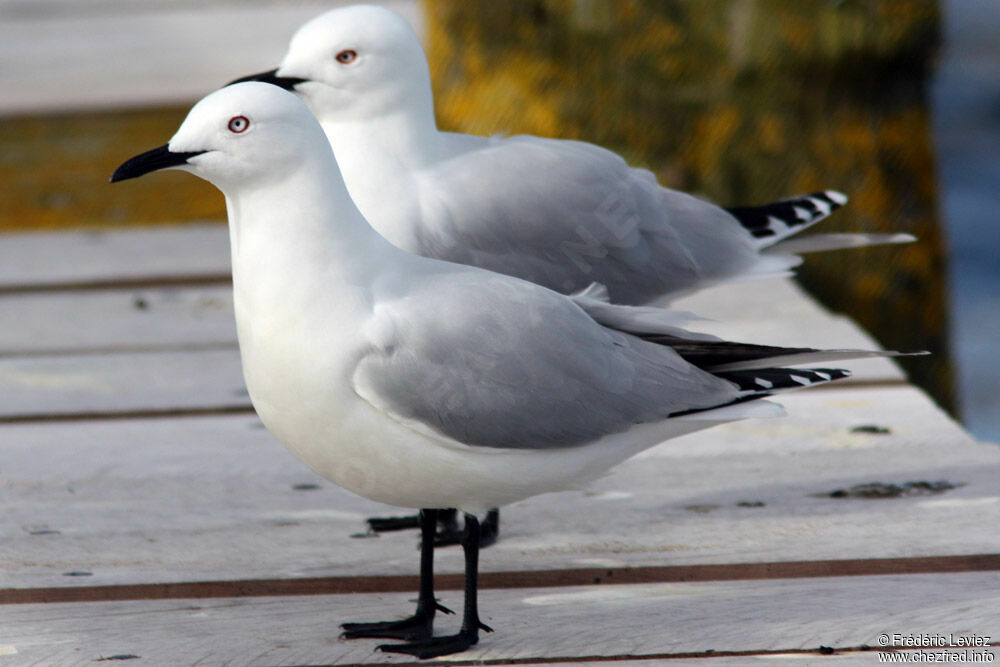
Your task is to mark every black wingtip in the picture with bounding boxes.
[716,367,852,393]
[726,191,849,240]
[110,145,205,183]
[227,68,309,91]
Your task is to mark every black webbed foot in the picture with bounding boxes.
[377,623,492,659]
[350,511,492,658]
[343,509,450,641]
[341,601,453,640]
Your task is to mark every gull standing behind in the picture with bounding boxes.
[233,3,913,306]
[232,2,915,545]
[111,83,912,659]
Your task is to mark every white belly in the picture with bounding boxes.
[244,336,714,515]
[233,282,719,515]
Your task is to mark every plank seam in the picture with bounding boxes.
[0,273,231,296]
[0,342,239,359]
[0,405,256,424]
[3,554,998,605]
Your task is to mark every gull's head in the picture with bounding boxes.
[111,82,329,192]
[231,5,431,123]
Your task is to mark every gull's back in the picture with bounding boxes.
[396,132,765,304]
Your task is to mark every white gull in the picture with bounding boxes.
[233,4,914,305]
[111,82,908,658]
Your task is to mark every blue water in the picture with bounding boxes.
[933,0,1000,443]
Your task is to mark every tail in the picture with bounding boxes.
[764,232,916,255]
[726,190,848,247]
[576,293,928,371]
[647,335,923,422]
[629,333,926,372]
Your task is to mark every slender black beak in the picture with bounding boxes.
[227,68,308,91]
[110,144,206,183]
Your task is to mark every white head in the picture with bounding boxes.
[233,5,433,124]
[111,82,336,194]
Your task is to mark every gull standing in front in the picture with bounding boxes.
[111,83,909,659]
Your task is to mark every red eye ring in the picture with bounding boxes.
[228,115,249,133]
[336,49,357,64]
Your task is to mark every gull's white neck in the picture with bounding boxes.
[311,84,447,252]
[222,144,397,320]
[321,91,441,170]
[217,137,409,466]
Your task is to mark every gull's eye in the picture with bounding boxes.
[336,49,357,64]
[228,115,249,133]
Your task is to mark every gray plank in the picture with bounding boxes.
[0,286,236,355]
[0,222,904,382]
[0,348,246,418]
[0,1,421,115]
[2,280,901,378]
[0,573,996,665]
[2,387,998,591]
[0,224,229,290]
[0,345,896,422]
[0,283,902,420]
[0,281,905,420]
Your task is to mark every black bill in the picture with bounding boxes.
[110,145,206,183]
[228,68,308,91]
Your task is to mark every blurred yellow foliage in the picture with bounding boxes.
[423,0,951,409]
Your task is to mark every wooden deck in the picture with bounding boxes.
[1,223,998,665]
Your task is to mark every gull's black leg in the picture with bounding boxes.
[480,508,500,547]
[367,508,501,549]
[341,509,453,641]
[431,507,463,546]
[378,513,493,659]
[434,508,500,548]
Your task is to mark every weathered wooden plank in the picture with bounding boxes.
[2,387,997,591]
[0,573,996,665]
[0,224,229,290]
[0,349,246,418]
[0,1,420,116]
[6,555,1000,606]
[0,300,901,385]
[0,282,902,418]
[0,286,237,355]
[0,221,907,380]
[0,282,905,421]
[0,339,897,422]
[0,274,896,366]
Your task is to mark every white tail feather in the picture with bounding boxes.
[709,349,928,372]
[767,233,916,255]
[675,399,786,422]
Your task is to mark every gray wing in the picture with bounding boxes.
[353,270,741,450]
[413,134,763,304]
